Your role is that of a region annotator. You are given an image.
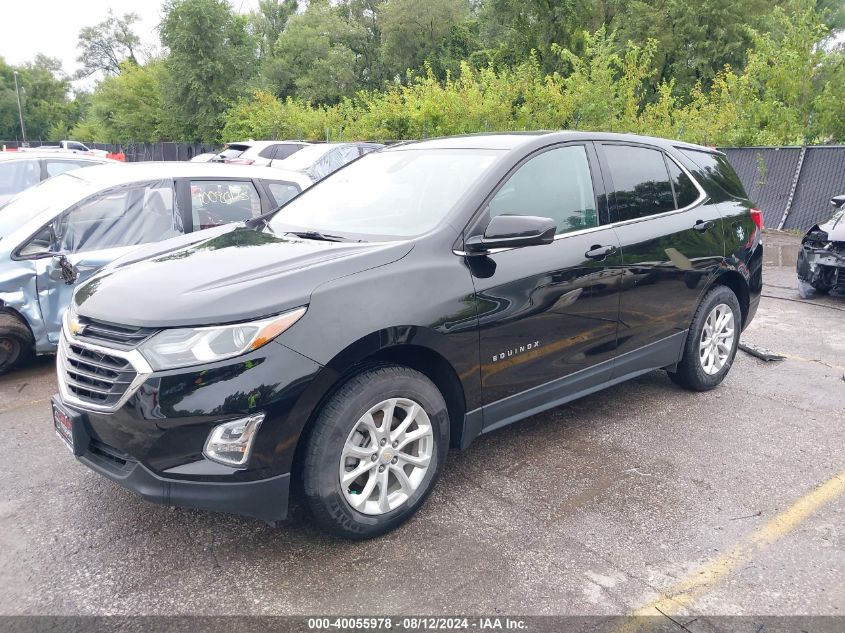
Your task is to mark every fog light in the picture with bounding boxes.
[203,413,265,467]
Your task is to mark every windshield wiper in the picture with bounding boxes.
[285,230,350,242]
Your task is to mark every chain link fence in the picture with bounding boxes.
[720,146,844,231]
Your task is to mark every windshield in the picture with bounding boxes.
[268,148,504,239]
[276,144,339,171]
[0,173,94,240]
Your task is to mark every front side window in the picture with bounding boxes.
[190,180,262,229]
[55,180,182,253]
[488,145,597,235]
[0,160,40,198]
[604,145,675,221]
[268,148,504,239]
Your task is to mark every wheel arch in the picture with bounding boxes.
[285,328,471,481]
[707,269,750,328]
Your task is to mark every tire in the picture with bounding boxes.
[0,312,33,374]
[301,365,449,539]
[668,285,741,392]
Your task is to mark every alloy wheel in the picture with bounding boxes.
[699,303,735,375]
[339,397,434,515]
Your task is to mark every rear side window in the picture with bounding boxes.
[488,145,597,235]
[267,181,301,207]
[667,159,700,208]
[190,180,262,229]
[274,144,305,160]
[677,148,747,199]
[0,160,40,196]
[604,145,675,221]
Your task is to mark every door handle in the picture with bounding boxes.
[584,244,617,261]
[693,219,713,232]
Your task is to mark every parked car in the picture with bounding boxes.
[51,132,762,539]
[0,162,312,372]
[30,141,109,157]
[188,152,218,163]
[0,151,116,207]
[211,140,311,166]
[797,194,845,298]
[273,142,384,182]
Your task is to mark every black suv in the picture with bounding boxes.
[52,133,762,539]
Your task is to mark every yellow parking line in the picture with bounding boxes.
[628,466,845,622]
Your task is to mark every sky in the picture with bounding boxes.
[1,0,259,88]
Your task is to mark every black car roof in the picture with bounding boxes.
[388,131,720,155]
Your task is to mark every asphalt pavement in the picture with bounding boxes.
[0,233,842,619]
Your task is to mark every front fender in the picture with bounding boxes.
[0,258,49,352]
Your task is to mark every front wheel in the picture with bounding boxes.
[301,365,449,539]
[0,313,33,374]
[668,285,741,391]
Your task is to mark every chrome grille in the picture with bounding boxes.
[75,318,157,349]
[58,333,151,411]
[62,342,137,407]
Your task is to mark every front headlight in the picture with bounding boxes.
[138,306,306,371]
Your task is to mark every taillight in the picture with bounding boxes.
[750,208,763,231]
[223,158,254,165]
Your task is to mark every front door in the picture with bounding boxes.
[35,179,183,343]
[466,143,622,430]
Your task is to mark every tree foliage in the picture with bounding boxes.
[75,10,143,79]
[3,0,843,146]
[159,0,257,141]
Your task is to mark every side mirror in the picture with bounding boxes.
[465,214,556,254]
[830,195,845,209]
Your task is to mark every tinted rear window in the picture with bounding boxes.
[667,159,700,208]
[218,144,250,159]
[677,148,747,199]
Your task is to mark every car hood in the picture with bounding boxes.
[816,208,845,241]
[74,225,413,328]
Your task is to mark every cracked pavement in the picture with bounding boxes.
[0,234,842,616]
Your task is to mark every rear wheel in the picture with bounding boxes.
[301,365,449,539]
[668,285,741,391]
[0,313,33,374]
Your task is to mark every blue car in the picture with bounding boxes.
[0,161,312,372]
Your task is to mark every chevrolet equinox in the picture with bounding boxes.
[52,133,763,539]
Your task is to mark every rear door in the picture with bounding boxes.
[468,142,622,427]
[180,178,267,231]
[34,180,183,342]
[596,142,724,376]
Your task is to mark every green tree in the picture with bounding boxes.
[160,0,257,142]
[250,0,298,60]
[267,2,366,103]
[71,59,172,142]
[75,10,143,79]
[380,0,473,78]
[0,55,80,141]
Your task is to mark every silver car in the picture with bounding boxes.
[0,161,312,372]
[0,151,117,207]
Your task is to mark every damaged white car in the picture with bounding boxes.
[797,194,845,298]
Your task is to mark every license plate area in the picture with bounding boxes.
[52,397,87,455]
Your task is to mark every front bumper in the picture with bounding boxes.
[54,336,323,522]
[78,431,290,522]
